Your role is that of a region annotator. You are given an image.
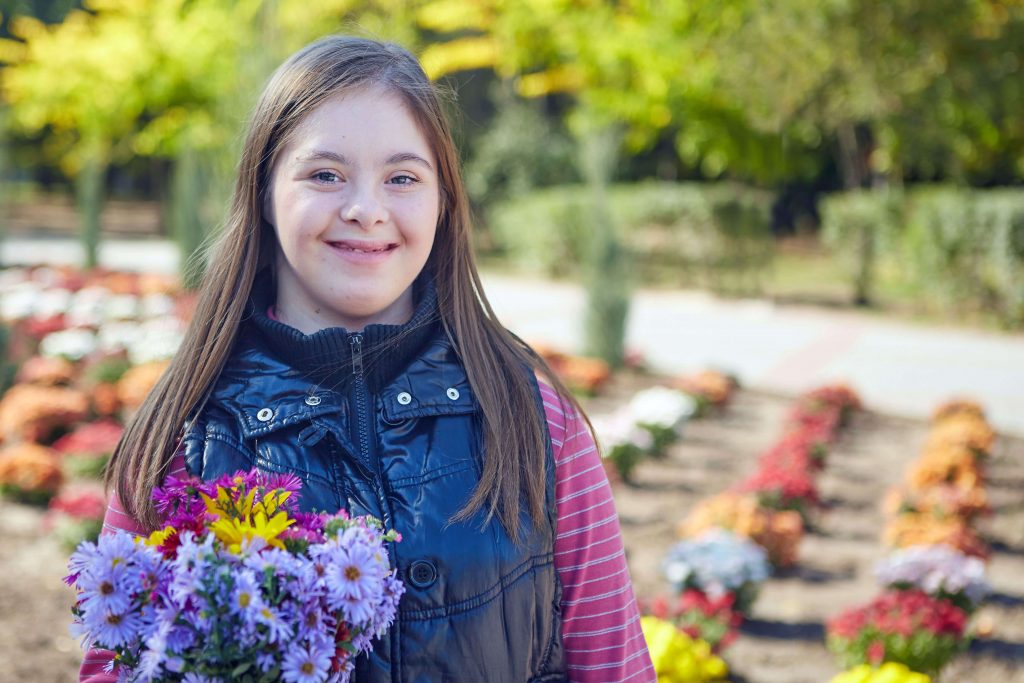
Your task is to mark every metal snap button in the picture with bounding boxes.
[304,395,322,406]
[256,407,274,422]
[397,392,412,406]
[408,560,438,589]
[446,387,460,401]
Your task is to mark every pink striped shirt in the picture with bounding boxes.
[79,382,654,682]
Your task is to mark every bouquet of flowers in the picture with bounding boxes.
[640,616,729,682]
[662,529,770,614]
[646,589,742,652]
[874,545,989,613]
[67,469,404,682]
[829,663,932,683]
[826,589,968,676]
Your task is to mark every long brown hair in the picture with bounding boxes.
[107,35,590,543]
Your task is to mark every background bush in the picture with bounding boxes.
[485,181,775,296]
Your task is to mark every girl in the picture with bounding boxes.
[82,35,654,683]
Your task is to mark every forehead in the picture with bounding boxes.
[285,86,435,161]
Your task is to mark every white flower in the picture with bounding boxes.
[141,293,175,319]
[66,287,111,328]
[592,410,654,453]
[127,319,184,364]
[628,386,697,429]
[0,284,45,320]
[97,321,143,353]
[40,328,97,360]
[104,294,140,321]
[875,544,990,605]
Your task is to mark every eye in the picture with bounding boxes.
[388,174,418,186]
[312,170,341,183]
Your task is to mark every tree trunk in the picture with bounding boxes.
[579,125,629,368]
[170,146,207,290]
[75,154,106,270]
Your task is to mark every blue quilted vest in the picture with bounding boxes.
[181,276,567,682]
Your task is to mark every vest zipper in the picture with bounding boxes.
[349,333,390,525]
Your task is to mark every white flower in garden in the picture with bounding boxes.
[32,287,73,319]
[127,319,185,364]
[66,287,111,328]
[0,283,45,320]
[592,410,654,453]
[104,294,140,321]
[628,386,697,429]
[98,321,143,353]
[875,545,990,606]
[141,293,175,319]
[0,268,31,290]
[662,529,770,598]
[40,328,98,360]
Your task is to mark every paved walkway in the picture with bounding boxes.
[4,237,1023,437]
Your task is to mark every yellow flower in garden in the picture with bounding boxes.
[641,616,729,682]
[829,663,931,683]
[210,510,294,554]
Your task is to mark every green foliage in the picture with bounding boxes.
[820,189,904,305]
[904,187,1024,327]
[464,89,577,210]
[820,185,1024,327]
[487,181,775,295]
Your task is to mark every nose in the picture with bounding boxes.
[341,183,389,228]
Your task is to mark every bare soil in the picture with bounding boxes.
[1,380,1021,683]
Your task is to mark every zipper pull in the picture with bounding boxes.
[350,333,364,377]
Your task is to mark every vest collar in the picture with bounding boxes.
[244,270,442,393]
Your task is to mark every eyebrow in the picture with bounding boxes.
[294,150,433,170]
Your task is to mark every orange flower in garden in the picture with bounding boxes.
[679,493,803,568]
[674,370,737,407]
[532,343,611,395]
[884,484,990,522]
[924,414,996,458]
[117,360,171,411]
[932,399,985,425]
[0,442,64,502]
[907,445,983,492]
[0,383,90,442]
[91,383,122,417]
[883,513,989,560]
[15,356,77,386]
[137,272,180,296]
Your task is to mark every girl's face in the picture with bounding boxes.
[266,87,440,334]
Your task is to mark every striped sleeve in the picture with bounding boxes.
[541,382,656,683]
[78,455,189,683]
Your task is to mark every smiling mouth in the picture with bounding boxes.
[327,241,398,253]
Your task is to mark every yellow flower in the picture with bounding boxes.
[830,664,931,683]
[641,616,729,682]
[144,525,177,548]
[209,509,294,554]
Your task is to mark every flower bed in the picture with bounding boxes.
[824,398,996,678]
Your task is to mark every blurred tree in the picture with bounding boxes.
[0,0,428,281]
